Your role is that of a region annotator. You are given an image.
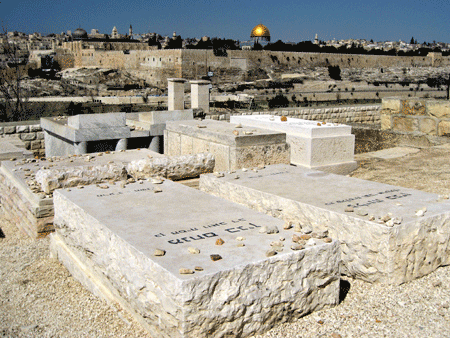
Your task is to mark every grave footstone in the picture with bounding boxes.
[199,164,450,284]
[51,179,340,337]
[230,115,356,174]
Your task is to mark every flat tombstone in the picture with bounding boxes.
[164,119,290,171]
[51,180,339,338]
[199,164,450,284]
[67,112,126,129]
[230,115,356,174]
[0,139,33,160]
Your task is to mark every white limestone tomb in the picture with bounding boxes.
[200,164,450,284]
[50,179,340,337]
[230,115,356,174]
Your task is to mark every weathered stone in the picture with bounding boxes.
[200,164,450,284]
[426,100,450,118]
[153,249,166,256]
[392,117,418,132]
[16,125,29,133]
[51,180,340,337]
[35,164,127,194]
[438,121,450,136]
[419,118,437,135]
[127,152,215,181]
[380,114,391,130]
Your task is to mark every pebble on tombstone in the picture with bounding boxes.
[179,268,194,274]
[153,249,166,256]
[344,206,354,212]
[280,116,287,122]
[197,125,207,128]
[151,178,163,184]
[214,172,225,178]
[235,123,243,128]
[154,188,162,193]
[265,249,277,257]
[233,130,239,136]
[210,254,222,261]
[236,236,245,241]
[259,225,279,234]
[283,221,293,230]
[291,244,304,251]
[323,238,332,243]
[194,266,204,271]
[215,238,225,245]
[188,247,200,254]
[270,241,284,247]
[243,131,253,135]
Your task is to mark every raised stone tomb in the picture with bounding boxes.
[164,119,290,171]
[51,179,340,338]
[230,115,356,174]
[199,164,450,284]
[0,149,214,238]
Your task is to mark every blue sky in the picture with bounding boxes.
[2,0,450,43]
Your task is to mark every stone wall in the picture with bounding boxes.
[207,104,381,125]
[57,47,450,87]
[0,121,45,157]
[381,98,450,137]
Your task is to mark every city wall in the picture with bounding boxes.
[58,46,450,87]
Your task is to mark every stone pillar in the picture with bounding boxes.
[74,141,87,155]
[190,80,211,114]
[167,78,186,111]
[149,136,161,153]
[115,138,128,151]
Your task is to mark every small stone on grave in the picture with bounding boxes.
[215,238,225,245]
[265,249,277,257]
[153,249,166,256]
[188,247,200,254]
[210,254,222,261]
[179,268,194,274]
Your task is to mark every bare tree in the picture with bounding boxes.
[0,25,31,121]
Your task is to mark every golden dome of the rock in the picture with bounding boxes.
[250,24,270,41]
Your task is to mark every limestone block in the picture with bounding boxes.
[380,114,391,130]
[199,164,450,284]
[399,99,426,116]
[426,100,450,118]
[381,98,401,112]
[4,126,16,134]
[127,152,215,180]
[30,124,42,132]
[51,180,340,337]
[30,140,42,150]
[392,117,418,132]
[16,125,29,133]
[68,112,126,129]
[438,120,450,136]
[35,164,127,194]
[36,131,45,140]
[20,132,36,141]
[419,118,437,135]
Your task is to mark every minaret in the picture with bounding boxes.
[112,26,118,39]
[129,24,133,37]
[314,33,319,44]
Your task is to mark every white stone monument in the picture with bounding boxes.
[167,78,186,111]
[190,80,210,114]
[230,115,357,174]
[164,119,290,171]
[200,164,450,284]
[51,179,340,337]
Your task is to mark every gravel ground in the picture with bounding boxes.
[1,145,450,338]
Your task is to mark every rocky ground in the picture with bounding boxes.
[1,145,450,337]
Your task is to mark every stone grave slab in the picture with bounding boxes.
[41,113,133,157]
[164,119,290,171]
[0,138,33,160]
[51,180,340,338]
[230,115,356,174]
[199,164,450,284]
[0,149,213,238]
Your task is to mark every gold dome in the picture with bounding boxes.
[250,24,270,41]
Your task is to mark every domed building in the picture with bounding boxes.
[72,28,88,40]
[250,24,270,43]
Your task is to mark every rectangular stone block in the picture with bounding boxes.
[426,100,450,119]
[380,114,391,130]
[419,118,437,135]
[392,117,418,132]
[230,115,356,174]
[68,112,126,129]
[20,132,36,141]
[51,180,340,337]
[16,125,29,133]
[0,149,164,238]
[399,99,426,116]
[381,97,401,112]
[165,120,290,171]
[138,110,193,124]
[0,139,33,160]
[30,124,42,132]
[438,120,450,136]
[199,164,450,285]
[4,126,16,134]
